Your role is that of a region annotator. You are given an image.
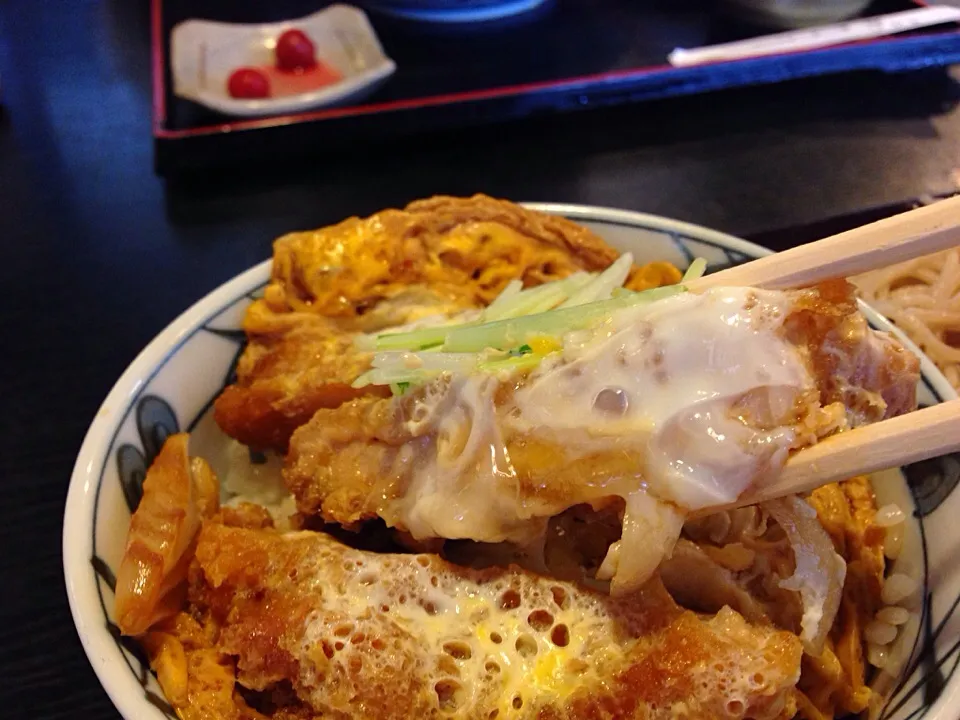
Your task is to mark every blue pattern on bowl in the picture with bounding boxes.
[362,0,549,22]
[76,207,960,720]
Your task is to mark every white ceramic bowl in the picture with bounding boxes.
[721,0,873,28]
[63,204,960,720]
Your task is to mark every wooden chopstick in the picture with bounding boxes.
[690,195,960,291]
[684,199,960,513]
[699,398,960,515]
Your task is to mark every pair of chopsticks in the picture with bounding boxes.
[668,6,960,68]
[689,195,960,513]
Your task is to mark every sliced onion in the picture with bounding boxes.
[762,495,847,655]
[605,491,684,596]
[659,539,768,622]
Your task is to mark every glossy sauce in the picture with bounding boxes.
[513,287,812,509]
[396,375,542,544]
[385,288,816,589]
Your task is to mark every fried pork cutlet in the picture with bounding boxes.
[284,281,919,595]
[213,195,680,452]
[152,515,803,720]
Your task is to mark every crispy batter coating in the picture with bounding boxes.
[155,519,802,720]
[213,195,681,452]
[783,279,919,422]
[214,310,391,454]
[283,283,919,534]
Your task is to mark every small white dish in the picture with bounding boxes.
[721,0,873,28]
[170,5,396,118]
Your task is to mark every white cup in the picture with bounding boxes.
[722,0,874,28]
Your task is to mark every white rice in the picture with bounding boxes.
[874,504,906,528]
[222,440,298,528]
[864,620,898,646]
[866,503,919,672]
[867,642,889,669]
[882,573,919,606]
[875,606,911,626]
[883,522,904,560]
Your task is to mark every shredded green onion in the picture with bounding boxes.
[682,257,708,283]
[390,382,411,396]
[558,253,633,308]
[375,325,453,351]
[481,272,594,322]
[371,351,477,373]
[357,256,707,389]
[442,284,686,353]
[480,279,523,319]
[353,367,443,389]
[477,353,545,375]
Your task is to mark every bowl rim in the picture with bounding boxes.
[62,202,958,720]
[63,258,270,720]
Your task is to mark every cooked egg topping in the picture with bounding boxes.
[513,287,812,508]
[294,533,802,719]
[299,541,627,717]
[372,287,817,593]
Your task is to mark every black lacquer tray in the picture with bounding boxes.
[153,0,960,174]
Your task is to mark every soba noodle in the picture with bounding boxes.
[852,247,960,392]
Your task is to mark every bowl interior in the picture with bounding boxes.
[64,204,960,720]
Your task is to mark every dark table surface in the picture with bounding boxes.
[2,1,960,718]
